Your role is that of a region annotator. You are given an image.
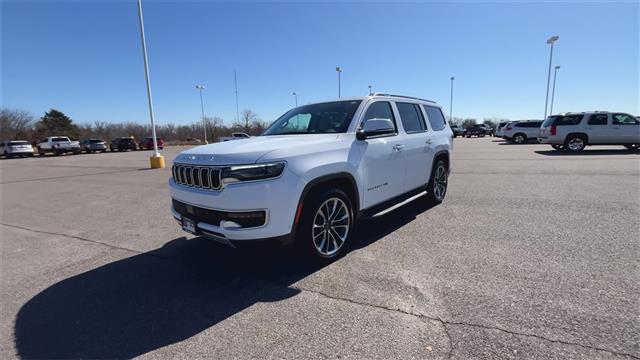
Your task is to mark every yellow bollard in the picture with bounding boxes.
[149,154,165,169]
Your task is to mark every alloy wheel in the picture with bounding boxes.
[514,135,525,144]
[567,138,585,151]
[312,197,350,257]
[433,164,448,201]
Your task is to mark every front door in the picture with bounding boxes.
[355,101,407,209]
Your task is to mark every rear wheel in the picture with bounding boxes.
[296,188,353,261]
[425,160,448,205]
[564,135,586,152]
[623,144,639,150]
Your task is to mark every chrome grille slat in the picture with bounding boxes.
[172,163,221,190]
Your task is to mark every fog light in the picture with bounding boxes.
[223,211,266,228]
[221,220,242,229]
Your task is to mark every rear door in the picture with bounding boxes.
[585,114,609,143]
[394,102,432,191]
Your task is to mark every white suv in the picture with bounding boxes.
[169,94,453,259]
[501,120,543,144]
[538,112,640,152]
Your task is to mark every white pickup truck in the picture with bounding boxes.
[218,132,251,142]
[37,136,81,156]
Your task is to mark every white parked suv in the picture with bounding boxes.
[538,112,640,152]
[0,140,34,158]
[169,94,453,259]
[501,120,543,144]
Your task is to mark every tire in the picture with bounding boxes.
[564,135,586,152]
[551,144,564,151]
[295,187,354,261]
[425,159,449,205]
[623,144,639,150]
[37,147,45,156]
[513,133,526,144]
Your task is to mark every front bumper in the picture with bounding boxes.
[168,170,304,241]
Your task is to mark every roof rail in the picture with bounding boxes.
[372,93,436,104]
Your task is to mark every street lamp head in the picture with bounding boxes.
[195,85,205,90]
[451,76,455,81]
[546,35,559,44]
[336,67,342,72]
[555,65,561,70]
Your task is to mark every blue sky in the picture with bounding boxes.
[2,1,638,125]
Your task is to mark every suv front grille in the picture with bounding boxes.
[172,164,221,190]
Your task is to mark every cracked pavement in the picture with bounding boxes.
[1,139,639,359]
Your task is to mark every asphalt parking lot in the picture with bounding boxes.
[1,138,639,359]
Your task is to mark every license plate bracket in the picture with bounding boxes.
[181,217,198,235]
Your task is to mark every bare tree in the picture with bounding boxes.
[0,109,34,140]
[461,118,477,130]
[235,109,258,133]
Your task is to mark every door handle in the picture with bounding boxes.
[425,139,433,145]
[393,144,405,151]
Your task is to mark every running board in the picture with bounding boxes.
[371,190,427,218]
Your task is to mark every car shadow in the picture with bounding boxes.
[497,141,542,145]
[535,149,639,156]
[13,199,436,359]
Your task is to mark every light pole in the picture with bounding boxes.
[293,92,298,107]
[136,0,163,168]
[336,67,342,98]
[449,76,455,123]
[549,65,560,115]
[234,70,240,123]
[544,35,559,120]
[195,84,207,143]
[368,85,372,95]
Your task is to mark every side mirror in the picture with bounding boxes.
[356,118,395,140]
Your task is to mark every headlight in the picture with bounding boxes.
[221,162,285,184]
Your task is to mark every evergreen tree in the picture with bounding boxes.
[34,109,79,139]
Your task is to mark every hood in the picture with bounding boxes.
[174,134,342,165]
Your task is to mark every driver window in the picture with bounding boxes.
[362,102,397,131]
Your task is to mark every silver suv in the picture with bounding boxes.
[538,112,640,152]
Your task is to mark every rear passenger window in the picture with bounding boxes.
[587,114,608,125]
[423,105,447,131]
[362,102,397,132]
[396,102,425,133]
[555,115,584,126]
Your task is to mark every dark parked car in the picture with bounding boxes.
[479,124,494,136]
[465,125,486,137]
[80,139,107,153]
[110,137,137,152]
[138,137,164,150]
[450,124,465,138]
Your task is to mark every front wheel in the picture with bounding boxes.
[426,160,448,205]
[296,188,354,261]
[513,134,526,144]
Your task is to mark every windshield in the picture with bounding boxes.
[52,137,69,142]
[263,100,362,135]
[89,139,103,144]
[9,141,30,146]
